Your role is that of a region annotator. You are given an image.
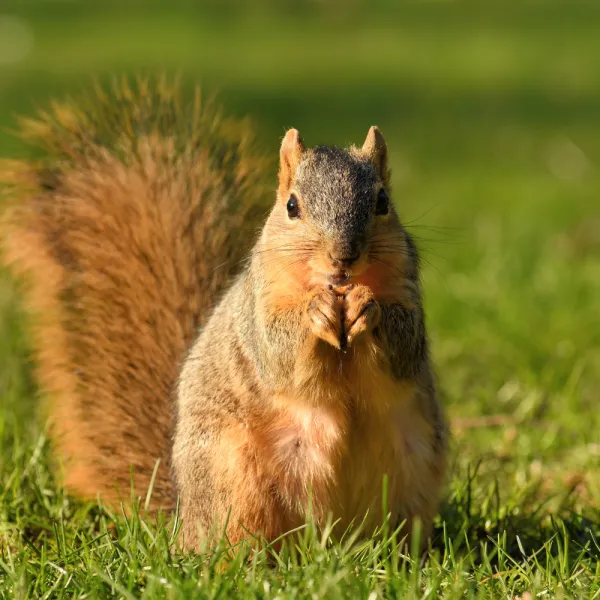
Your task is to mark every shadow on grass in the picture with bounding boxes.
[433,460,599,576]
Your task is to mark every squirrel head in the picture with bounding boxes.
[259,127,415,296]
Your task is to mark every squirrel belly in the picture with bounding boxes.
[2,81,448,552]
[176,285,445,548]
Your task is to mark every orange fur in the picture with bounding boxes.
[1,82,271,511]
[208,370,443,543]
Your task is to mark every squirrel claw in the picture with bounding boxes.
[306,287,343,350]
[343,285,381,346]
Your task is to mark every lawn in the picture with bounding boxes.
[0,2,599,598]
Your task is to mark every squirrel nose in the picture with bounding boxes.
[328,251,360,268]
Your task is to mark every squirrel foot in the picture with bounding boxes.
[306,286,343,350]
[343,284,381,347]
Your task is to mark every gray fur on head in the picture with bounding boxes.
[295,146,380,255]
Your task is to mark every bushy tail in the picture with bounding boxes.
[0,77,270,511]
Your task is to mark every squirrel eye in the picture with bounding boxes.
[375,188,389,215]
[287,194,300,219]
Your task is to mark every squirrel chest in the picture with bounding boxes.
[245,355,438,535]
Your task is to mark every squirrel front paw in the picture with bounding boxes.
[343,284,381,347]
[305,286,343,350]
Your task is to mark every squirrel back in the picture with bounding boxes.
[0,79,271,510]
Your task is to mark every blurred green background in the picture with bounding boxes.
[0,2,599,595]
[1,0,599,510]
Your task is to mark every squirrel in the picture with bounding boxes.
[1,79,448,551]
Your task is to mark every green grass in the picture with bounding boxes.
[1,1,599,598]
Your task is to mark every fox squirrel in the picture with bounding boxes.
[1,79,448,551]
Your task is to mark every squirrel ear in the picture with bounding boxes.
[279,128,305,193]
[362,126,389,184]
